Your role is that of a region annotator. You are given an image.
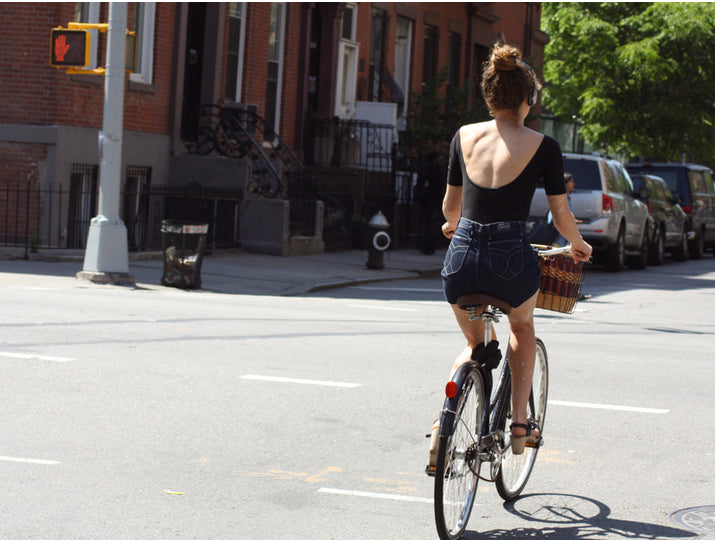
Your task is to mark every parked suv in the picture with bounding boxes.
[630,173,688,264]
[529,153,650,271]
[626,162,715,258]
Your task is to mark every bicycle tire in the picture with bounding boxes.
[434,368,486,540]
[495,337,549,501]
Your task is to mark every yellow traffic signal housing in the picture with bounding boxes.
[50,28,90,68]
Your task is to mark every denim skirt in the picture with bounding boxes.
[442,218,541,307]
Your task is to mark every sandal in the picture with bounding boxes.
[510,420,541,455]
[425,421,440,476]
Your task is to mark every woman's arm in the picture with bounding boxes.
[547,193,592,262]
[442,184,462,239]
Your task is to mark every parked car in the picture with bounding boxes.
[626,162,715,258]
[630,173,689,264]
[529,153,650,271]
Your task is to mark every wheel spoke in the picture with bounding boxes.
[495,338,549,501]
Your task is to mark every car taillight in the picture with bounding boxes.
[682,205,692,215]
[603,194,614,213]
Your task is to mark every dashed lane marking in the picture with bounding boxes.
[0,455,60,465]
[241,374,361,388]
[549,399,669,414]
[347,303,417,312]
[318,487,433,504]
[0,351,75,362]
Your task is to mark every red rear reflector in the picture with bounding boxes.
[445,381,458,398]
[603,194,614,213]
[682,206,692,215]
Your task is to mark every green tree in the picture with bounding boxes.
[543,2,715,164]
[401,67,490,166]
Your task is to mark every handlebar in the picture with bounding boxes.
[531,244,572,257]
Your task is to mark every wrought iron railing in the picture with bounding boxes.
[0,182,242,255]
[307,117,396,172]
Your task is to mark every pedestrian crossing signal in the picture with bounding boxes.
[50,28,90,68]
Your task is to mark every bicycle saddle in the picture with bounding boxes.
[456,293,512,315]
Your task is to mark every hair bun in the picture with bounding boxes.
[491,44,521,72]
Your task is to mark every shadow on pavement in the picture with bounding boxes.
[460,493,697,539]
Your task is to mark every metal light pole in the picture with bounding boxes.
[77,2,134,285]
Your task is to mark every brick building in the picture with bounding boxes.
[0,2,547,255]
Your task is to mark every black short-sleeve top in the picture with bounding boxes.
[447,131,565,223]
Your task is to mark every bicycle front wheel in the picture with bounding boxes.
[434,368,486,540]
[495,337,549,501]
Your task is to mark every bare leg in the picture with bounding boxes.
[448,303,496,378]
[505,291,540,438]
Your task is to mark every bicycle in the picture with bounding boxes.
[430,245,581,540]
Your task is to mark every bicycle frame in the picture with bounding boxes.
[438,306,513,479]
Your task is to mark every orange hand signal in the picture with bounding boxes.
[54,34,71,62]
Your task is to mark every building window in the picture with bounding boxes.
[336,3,359,118]
[67,164,98,249]
[448,32,461,87]
[264,2,286,132]
[74,2,100,70]
[225,2,247,101]
[423,24,438,84]
[394,16,413,129]
[369,8,387,102]
[130,2,156,85]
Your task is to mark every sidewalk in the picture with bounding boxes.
[0,247,446,296]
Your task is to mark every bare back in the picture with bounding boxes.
[459,121,545,189]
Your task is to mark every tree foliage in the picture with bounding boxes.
[543,2,715,164]
[401,67,490,166]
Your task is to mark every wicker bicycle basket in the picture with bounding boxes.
[535,249,585,314]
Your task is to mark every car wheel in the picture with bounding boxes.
[629,226,649,270]
[648,227,665,266]
[689,228,705,259]
[605,225,626,271]
[672,229,689,262]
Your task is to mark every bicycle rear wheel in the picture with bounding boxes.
[434,368,486,540]
[495,337,549,501]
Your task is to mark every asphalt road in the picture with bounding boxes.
[1,257,713,539]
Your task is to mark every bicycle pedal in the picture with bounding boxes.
[425,465,436,477]
[525,439,544,449]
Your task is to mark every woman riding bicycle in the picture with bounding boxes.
[430,42,592,465]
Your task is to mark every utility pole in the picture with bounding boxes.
[77,2,134,285]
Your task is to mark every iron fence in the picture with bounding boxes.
[308,117,396,171]
[0,182,243,255]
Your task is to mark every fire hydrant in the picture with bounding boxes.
[366,211,391,269]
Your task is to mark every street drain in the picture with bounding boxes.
[670,506,715,536]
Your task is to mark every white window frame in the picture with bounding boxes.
[75,2,100,71]
[129,2,156,85]
[228,2,247,102]
[335,4,359,118]
[265,2,286,134]
[394,16,413,130]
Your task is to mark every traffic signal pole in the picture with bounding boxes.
[77,2,134,285]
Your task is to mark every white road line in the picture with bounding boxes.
[347,304,417,312]
[0,351,75,362]
[355,286,442,293]
[549,399,669,414]
[318,488,433,504]
[241,375,361,388]
[0,455,60,465]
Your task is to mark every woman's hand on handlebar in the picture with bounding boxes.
[571,239,593,263]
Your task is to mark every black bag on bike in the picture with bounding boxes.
[529,220,558,245]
